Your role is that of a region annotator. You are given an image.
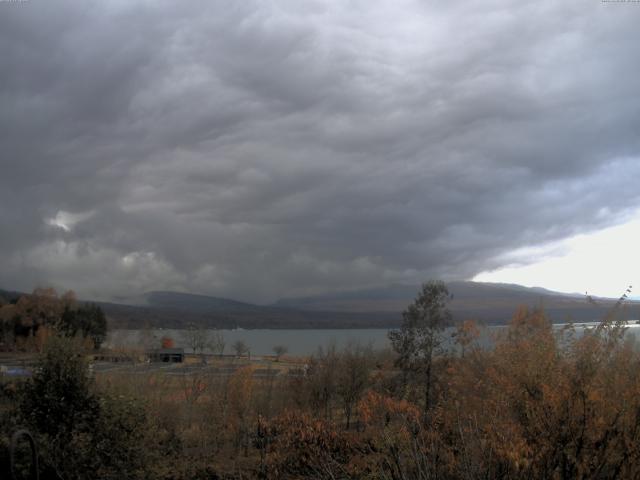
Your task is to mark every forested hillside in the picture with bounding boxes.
[2,282,640,479]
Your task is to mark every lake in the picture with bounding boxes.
[106,321,640,356]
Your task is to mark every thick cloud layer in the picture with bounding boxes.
[1,0,639,302]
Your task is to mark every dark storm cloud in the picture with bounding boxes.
[1,0,640,302]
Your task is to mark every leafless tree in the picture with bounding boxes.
[307,343,339,420]
[182,323,224,363]
[209,329,226,357]
[273,345,288,361]
[233,339,250,359]
[337,342,372,429]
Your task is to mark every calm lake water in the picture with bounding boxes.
[106,322,640,356]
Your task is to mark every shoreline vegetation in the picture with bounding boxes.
[2,283,640,478]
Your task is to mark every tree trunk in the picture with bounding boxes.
[424,361,432,423]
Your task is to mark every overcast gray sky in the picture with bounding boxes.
[1,0,640,303]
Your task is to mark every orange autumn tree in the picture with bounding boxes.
[260,410,359,479]
[452,318,481,357]
[3,288,106,351]
[436,305,640,479]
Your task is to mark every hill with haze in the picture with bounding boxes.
[2,282,637,329]
[96,282,640,328]
[122,291,262,313]
[274,281,636,325]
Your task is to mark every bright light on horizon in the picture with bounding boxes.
[474,213,640,299]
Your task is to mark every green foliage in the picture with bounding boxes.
[19,336,95,437]
[58,303,108,349]
[16,336,152,479]
[91,394,152,479]
[388,280,452,414]
[0,288,108,350]
[389,281,452,369]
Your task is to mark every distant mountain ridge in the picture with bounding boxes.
[273,281,587,313]
[2,282,637,329]
[270,281,638,325]
[129,291,260,313]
